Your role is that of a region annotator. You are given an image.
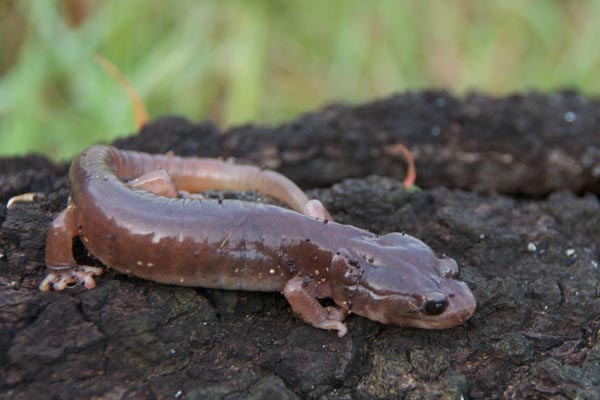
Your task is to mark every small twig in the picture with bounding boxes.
[384,143,417,189]
[94,54,149,129]
[6,192,45,208]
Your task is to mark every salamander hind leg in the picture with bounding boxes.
[39,266,103,291]
[40,206,103,291]
[283,277,348,337]
[128,169,179,198]
[129,169,207,199]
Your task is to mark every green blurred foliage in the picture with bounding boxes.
[1,0,600,160]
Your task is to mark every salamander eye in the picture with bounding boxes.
[423,292,449,315]
[437,257,459,278]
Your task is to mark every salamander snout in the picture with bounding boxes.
[329,238,476,329]
[415,278,476,329]
[356,275,476,329]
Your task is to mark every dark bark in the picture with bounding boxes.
[1,92,599,399]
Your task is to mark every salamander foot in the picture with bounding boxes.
[39,266,103,291]
[316,306,348,337]
[283,277,348,337]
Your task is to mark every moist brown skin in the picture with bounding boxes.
[42,145,476,337]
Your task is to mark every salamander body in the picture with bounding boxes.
[41,145,476,336]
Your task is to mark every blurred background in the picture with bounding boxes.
[1,0,600,160]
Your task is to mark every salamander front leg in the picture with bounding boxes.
[302,199,333,222]
[283,277,348,337]
[40,205,103,291]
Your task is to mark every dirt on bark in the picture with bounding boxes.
[1,91,600,399]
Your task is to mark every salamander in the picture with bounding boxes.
[40,145,476,336]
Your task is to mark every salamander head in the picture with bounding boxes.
[330,232,476,329]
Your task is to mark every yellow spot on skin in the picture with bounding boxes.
[137,261,143,266]
[234,268,240,273]
[179,278,184,283]
[269,269,275,274]
[314,270,320,276]
[147,262,154,267]
[83,237,89,243]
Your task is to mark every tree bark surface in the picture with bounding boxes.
[1,92,599,399]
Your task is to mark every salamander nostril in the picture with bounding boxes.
[423,291,449,315]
